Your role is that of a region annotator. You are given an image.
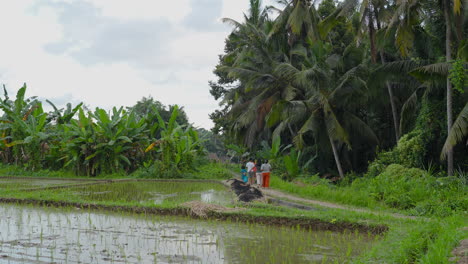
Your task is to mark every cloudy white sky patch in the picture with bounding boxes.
[0,0,274,128]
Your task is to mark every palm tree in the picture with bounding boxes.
[375,0,422,142]
[443,0,458,175]
[266,40,378,179]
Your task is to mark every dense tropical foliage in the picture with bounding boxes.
[210,0,467,179]
[0,84,204,177]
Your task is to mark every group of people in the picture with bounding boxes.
[240,159,271,188]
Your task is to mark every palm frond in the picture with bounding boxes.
[221,18,242,28]
[399,88,421,135]
[323,99,350,148]
[410,62,451,82]
[343,112,379,145]
[441,103,468,160]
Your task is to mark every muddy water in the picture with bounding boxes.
[0,204,375,263]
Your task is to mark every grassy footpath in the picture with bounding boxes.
[0,162,466,263]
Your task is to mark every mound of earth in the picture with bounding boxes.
[182,201,243,217]
[227,179,263,202]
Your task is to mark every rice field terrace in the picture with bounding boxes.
[0,177,387,263]
[0,203,376,264]
[0,179,235,207]
[38,181,235,206]
[0,177,100,190]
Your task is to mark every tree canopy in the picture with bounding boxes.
[209,0,467,178]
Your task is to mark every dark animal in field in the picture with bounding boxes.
[227,179,263,202]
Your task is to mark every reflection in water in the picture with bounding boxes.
[0,204,375,263]
[149,189,231,205]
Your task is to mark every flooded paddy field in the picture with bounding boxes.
[0,204,376,264]
[42,181,235,206]
[0,178,97,190]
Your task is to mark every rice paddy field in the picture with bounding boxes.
[0,204,375,264]
[0,178,98,190]
[50,181,235,206]
[0,177,385,263]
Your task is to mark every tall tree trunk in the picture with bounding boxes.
[328,134,344,179]
[444,0,454,176]
[380,53,401,142]
[368,10,377,63]
[375,8,401,142]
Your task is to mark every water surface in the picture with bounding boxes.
[0,204,376,263]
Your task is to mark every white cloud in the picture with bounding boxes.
[0,0,263,129]
[83,0,192,22]
[221,0,249,22]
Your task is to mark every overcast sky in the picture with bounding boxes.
[0,0,276,129]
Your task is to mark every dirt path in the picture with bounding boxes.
[450,238,468,264]
[260,188,418,220]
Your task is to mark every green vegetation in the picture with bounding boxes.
[0,85,204,177]
[0,174,465,263]
[270,164,467,217]
[210,0,467,178]
[205,1,467,261]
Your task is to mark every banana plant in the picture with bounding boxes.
[283,148,301,181]
[61,107,150,176]
[256,136,283,161]
[47,100,83,124]
[145,105,204,172]
[282,146,318,181]
[0,84,51,169]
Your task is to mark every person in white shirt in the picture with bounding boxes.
[245,159,256,185]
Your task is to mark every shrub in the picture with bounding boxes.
[366,164,467,215]
[366,129,425,177]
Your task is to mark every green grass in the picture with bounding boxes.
[269,164,467,217]
[269,175,381,208]
[184,162,235,180]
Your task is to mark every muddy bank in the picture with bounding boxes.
[0,197,387,235]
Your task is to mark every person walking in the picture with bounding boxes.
[261,160,272,188]
[255,160,262,187]
[246,159,255,185]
